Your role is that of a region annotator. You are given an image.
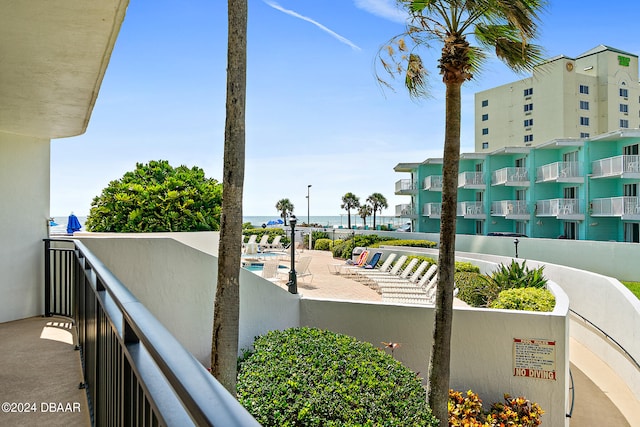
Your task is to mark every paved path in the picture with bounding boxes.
[0,316,91,427]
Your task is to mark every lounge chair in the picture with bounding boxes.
[261,260,281,283]
[377,261,429,287]
[278,256,313,283]
[372,258,419,283]
[257,234,270,248]
[341,252,382,276]
[329,250,369,274]
[264,235,283,251]
[354,255,408,281]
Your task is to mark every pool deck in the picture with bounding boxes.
[258,249,639,426]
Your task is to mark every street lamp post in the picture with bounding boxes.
[287,215,298,294]
[513,238,519,258]
[307,184,312,225]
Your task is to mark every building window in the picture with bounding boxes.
[482,142,489,149]
[579,85,589,94]
[580,132,590,138]
[579,100,589,110]
[482,113,489,121]
[620,104,629,113]
[620,88,629,98]
[524,103,533,112]
[620,119,629,128]
[482,128,489,135]
[481,99,488,107]
[580,117,590,126]
[524,118,533,127]
[524,88,533,96]
[524,134,534,143]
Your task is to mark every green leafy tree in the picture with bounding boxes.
[378,1,546,421]
[367,192,388,229]
[85,160,222,232]
[358,204,372,228]
[275,198,294,225]
[341,192,360,229]
[212,0,247,394]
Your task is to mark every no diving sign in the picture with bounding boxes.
[513,338,556,381]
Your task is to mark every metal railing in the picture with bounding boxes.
[457,171,484,187]
[536,199,583,216]
[536,161,582,182]
[394,179,416,193]
[592,155,640,178]
[422,202,442,218]
[491,167,530,186]
[491,200,529,216]
[44,239,260,427]
[423,175,443,191]
[591,196,640,217]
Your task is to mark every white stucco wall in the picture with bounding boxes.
[0,132,50,322]
[301,287,570,427]
[78,234,299,365]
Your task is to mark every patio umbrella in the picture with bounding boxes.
[66,213,82,235]
[266,219,284,226]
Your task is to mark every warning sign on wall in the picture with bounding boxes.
[513,338,556,380]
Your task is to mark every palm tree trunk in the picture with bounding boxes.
[212,0,247,394]
[427,80,461,422]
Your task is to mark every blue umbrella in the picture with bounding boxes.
[66,213,82,234]
[266,218,284,226]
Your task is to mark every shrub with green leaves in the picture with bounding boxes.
[487,260,547,290]
[86,160,222,232]
[237,327,438,427]
[313,238,333,251]
[371,239,437,249]
[489,288,556,312]
[455,272,498,308]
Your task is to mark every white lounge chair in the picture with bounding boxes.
[355,255,407,279]
[264,235,283,251]
[373,258,419,283]
[278,256,313,283]
[257,234,270,248]
[261,260,281,282]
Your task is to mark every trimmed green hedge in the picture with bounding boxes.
[371,239,437,249]
[313,238,333,251]
[455,271,496,308]
[489,287,556,312]
[237,327,438,427]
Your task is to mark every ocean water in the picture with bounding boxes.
[49,214,405,233]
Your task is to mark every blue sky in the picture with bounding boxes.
[51,0,640,217]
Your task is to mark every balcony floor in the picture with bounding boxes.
[0,316,91,427]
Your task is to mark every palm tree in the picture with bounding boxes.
[358,204,373,228]
[211,0,248,394]
[341,192,360,229]
[367,193,388,229]
[379,1,546,421]
[275,198,294,225]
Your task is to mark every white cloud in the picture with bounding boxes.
[353,0,408,24]
[264,1,361,51]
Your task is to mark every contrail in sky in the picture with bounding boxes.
[264,1,361,51]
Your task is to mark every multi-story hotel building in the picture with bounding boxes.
[394,46,640,243]
[475,45,640,152]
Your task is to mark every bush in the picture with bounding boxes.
[455,272,498,308]
[237,327,438,427]
[314,238,333,251]
[455,261,480,273]
[488,260,547,290]
[371,239,437,249]
[489,288,556,312]
[448,390,544,427]
[85,160,222,232]
[486,394,544,426]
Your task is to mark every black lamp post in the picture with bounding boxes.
[513,238,519,258]
[307,184,312,225]
[287,215,298,294]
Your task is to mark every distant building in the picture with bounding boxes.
[475,45,639,152]
[394,46,640,243]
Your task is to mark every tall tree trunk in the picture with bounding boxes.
[427,80,461,423]
[212,0,247,394]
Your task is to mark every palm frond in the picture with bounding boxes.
[475,23,544,72]
[405,53,429,99]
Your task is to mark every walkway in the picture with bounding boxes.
[0,316,90,427]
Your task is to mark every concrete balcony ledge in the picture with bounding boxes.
[0,316,90,427]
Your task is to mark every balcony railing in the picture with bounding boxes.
[491,167,530,186]
[491,200,529,218]
[592,155,640,178]
[457,201,485,218]
[44,239,260,427]
[536,162,583,183]
[591,196,640,219]
[422,203,442,218]
[536,199,584,219]
[458,172,485,188]
[423,175,443,191]
[395,203,416,218]
[395,179,416,194]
